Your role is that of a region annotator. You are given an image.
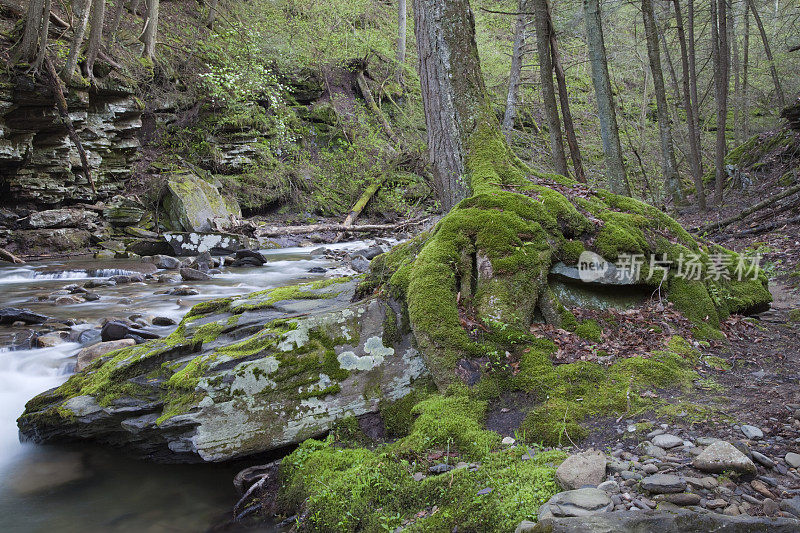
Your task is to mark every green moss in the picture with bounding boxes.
[233,277,349,312]
[790,309,800,322]
[575,319,602,342]
[183,297,233,319]
[560,240,585,264]
[379,380,436,438]
[515,339,695,445]
[297,383,341,399]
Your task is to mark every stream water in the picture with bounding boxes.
[0,242,371,532]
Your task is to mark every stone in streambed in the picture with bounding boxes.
[692,441,757,475]
[75,339,137,371]
[538,488,612,520]
[555,449,607,490]
[640,474,687,494]
[180,267,211,281]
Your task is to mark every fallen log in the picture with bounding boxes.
[733,214,800,237]
[0,247,24,264]
[256,218,428,237]
[692,182,800,234]
[334,177,387,242]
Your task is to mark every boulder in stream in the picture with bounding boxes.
[18,278,428,463]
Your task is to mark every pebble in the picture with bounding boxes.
[785,452,800,468]
[429,463,453,474]
[501,436,515,445]
[412,472,425,482]
[751,450,775,468]
[763,498,780,516]
[741,425,764,440]
[640,474,687,494]
[642,464,658,474]
[665,493,701,506]
[750,480,775,499]
[705,498,727,509]
[598,480,619,494]
[652,434,683,449]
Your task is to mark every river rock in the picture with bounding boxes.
[180,267,211,281]
[18,279,428,462]
[0,307,49,325]
[785,452,800,468]
[163,172,241,233]
[75,339,137,371]
[152,316,177,326]
[232,249,267,267]
[35,332,68,348]
[538,488,612,520]
[640,474,687,494]
[152,255,181,269]
[692,441,757,475]
[100,321,159,342]
[526,509,800,532]
[24,208,94,229]
[741,425,764,440]
[555,449,607,490]
[652,434,683,449]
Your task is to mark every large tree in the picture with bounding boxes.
[406,0,769,387]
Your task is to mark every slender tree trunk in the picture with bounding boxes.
[32,0,52,70]
[62,0,92,83]
[140,0,159,61]
[532,0,568,177]
[396,0,407,85]
[583,0,629,195]
[546,0,585,182]
[205,0,218,28]
[747,0,784,108]
[85,0,106,80]
[673,0,705,210]
[107,0,126,42]
[742,2,750,142]
[502,0,528,139]
[413,0,494,211]
[130,0,142,16]
[730,1,741,146]
[642,0,683,205]
[711,0,729,203]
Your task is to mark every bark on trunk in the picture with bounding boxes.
[502,0,528,139]
[711,0,729,203]
[546,0,585,182]
[107,0,126,43]
[742,2,750,143]
[85,0,106,80]
[583,0,629,195]
[17,0,45,63]
[747,0,784,109]
[673,0,705,210]
[63,0,92,83]
[413,0,493,211]
[396,0,407,85]
[642,0,683,205]
[532,0,568,177]
[140,0,159,60]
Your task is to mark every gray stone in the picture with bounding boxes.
[785,452,800,468]
[751,450,775,468]
[152,316,177,327]
[0,307,50,325]
[538,488,612,520]
[556,449,607,490]
[24,208,95,229]
[652,434,683,449]
[780,496,800,517]
[527,509,800,532]
[429,463,454,474]
[741,425,764,440]
[640,474,687,494]
[692,441,757,475]
[180,267,212,281]
[75,339,136,371]
[665,493,702,506]
[597,480,619,493]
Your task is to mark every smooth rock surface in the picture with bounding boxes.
[556,449,607,490]
[692,441,757,475]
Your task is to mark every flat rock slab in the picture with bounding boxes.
[692,441,757,475]
[640,474,687,494]
[523,509,800,532]
[556,449,607,490]
[652,434,683,449]
[741,425,764,440]
[538,488,612,520]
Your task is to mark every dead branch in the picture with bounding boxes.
[0,0,69,28]
[692,182,800,234]
[256,218,428,237]
[0,247,24,264]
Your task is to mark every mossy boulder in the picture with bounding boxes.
[17,278,428,462]
[162,172,242,233]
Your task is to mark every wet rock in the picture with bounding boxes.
[163,172,241,233]
[785,452,800,468]
[167,286,200,296]
[538,488,612,520]
[84,293,100,302]
[54,295,84,305]
[780,496,800,517]
[741,425,764,440]
[109,275,132,284]
[752,450,775,468]
[351,256,370,273]
[556,449,607,490]
[640,474,687,494]
[652,434,683,449]
[100,321,159,342]
[75,339,137,371]
[309,266,326,273]
[152,317,177,326]
[0,307,50,325]
[232,249,267,267]
[126,238,175,257]
[152,255,181,269]
[353,245,384,261]
[35,332,68,348]
[692,441,757,475]
[180,267,211,281]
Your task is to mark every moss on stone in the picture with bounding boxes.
[575,319,602,342]
[183,297,233,319]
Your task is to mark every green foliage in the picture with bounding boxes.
[575,319,602,342]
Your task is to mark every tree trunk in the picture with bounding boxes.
[107,0,126,43]
[413,0,496,211]
[642,0,682,205]
[747,0,784,109]
[85,0,106,80]
[711,0,729,203]
[583,0,629,195]
[31,0,52,70]
[546,0,585,183]
[673,0,705,210]
[17,0,45,63]
[205,0,218,28]
[501,0,528,140]
[742,1,750,143]
[63,0,92,83]
[140,0,159,61]
[730,1,740,146]
[396,0,407,86]
[532,0,568,177]
[687,0,702,176]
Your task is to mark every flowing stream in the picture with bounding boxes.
[0,242,371,532]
